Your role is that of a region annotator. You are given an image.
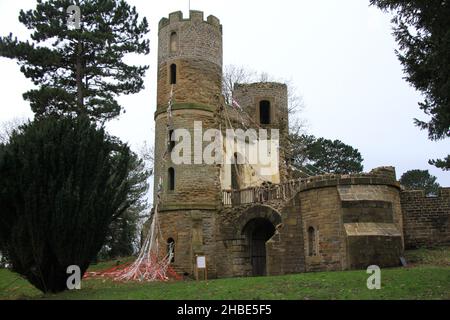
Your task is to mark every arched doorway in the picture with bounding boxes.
[243,218,276,276]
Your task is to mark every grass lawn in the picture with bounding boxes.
[0,247,449,300]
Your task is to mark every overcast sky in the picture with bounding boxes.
[0,0,448,186]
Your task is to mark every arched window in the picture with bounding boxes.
[168,167,175,191]
[167,238,175,263]
[259,100,271,125]
[170,32,178,53]
[168,129,175,152]
[170,64,177,85]
[308,227,317,257]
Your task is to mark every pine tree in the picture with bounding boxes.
[400,169,441,196]
[0,0,150,123]
[289,134,364,175]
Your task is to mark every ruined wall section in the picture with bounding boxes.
[231,83,290,183]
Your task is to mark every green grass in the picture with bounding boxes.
[404,246,450,267]
[1,247,449,300]
[0,269,41,300]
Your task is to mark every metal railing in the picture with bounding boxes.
[222,180,304,207]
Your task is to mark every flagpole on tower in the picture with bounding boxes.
[189,0,191,12]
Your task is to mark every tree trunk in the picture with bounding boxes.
[76,40,84,112]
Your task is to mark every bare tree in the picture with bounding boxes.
[138,140,154,177]
[222,64,307,130]
[222,65,257,105]
[135,140,155,249]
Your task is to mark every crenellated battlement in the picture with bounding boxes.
[159,10,222,31]
[157,9,223,68]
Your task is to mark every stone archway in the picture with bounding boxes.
[236,205,282,277]
[243,218,275,276]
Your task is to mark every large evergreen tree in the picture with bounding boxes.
[400,169,440,196]
[289,134,364,175]
[0,0,150,123]
[0,116,133,293]
[370,0,450,170]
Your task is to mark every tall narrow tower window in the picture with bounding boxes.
[170,64,177,85]
[168,130,175,152]
[308,227,317,257]
[170,32,178,53]
[168,167,175,191]
[259,100,271,125]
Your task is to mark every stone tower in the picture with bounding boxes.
[153,11,223,277]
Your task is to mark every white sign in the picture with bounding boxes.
[197,256,206,269]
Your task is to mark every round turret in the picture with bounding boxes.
[156,10,223,110]
[154,11,223,211]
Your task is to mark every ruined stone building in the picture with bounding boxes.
[152,10,450,279]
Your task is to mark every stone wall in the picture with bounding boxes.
[266,198,306,276]
[157,11,222,109]
[232,82,289,132]
[158,11,222,66]
[156,59,222,109]
[144,208,218,279]
[299,186,346,272]
[291,167,404,272]
[211,167,405,278]
[345,229,403,269]
[215,202,288,278]
[154,109,221,211]
[401,188,450,249]
[339,185,404,269]
[158,210,217,278]
[154,11,223,209]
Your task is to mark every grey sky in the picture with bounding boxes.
[0,0,448,186]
